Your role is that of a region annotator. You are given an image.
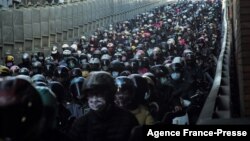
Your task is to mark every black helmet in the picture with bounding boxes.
[123,62,132,72]
[92,49,102,59]
[18,67,30,76]
[101,54,111,71]
[113,52,122,61]
[150,65,169,86]
[169,57,184,81]
[139,57,150,68]
[117,43,124,50]
[110,60,124,72]
[143,72,156,85]
[136,44,144,51]
[110,60,125,78]
[31,74,47,86]
[128,74,149,105]
[71,68,83,78]
[79,53,89,65]
[119,70,131,76]
[35,86,57,131]
[129,58,139,73]
[66,57,79,69]
[49,81,65,103]
[183,49,195,65]
[121,51,128,62]
[32,61,43,75]
[114,76,136,108]
[89,58,101,71]
[31,53,39,62]
[0,77,43,140]
[70,77,85,100]
[152,47,163,60]
[82,71,116,103]
[150,65,168,78]
[44,62,56,78]
[99,40,108,48]
[101,47,109,55]
[53,66,70,82]
[170,57,184,73]
[81,62,90,71]
[37,52,45,64]
[115,76,135,94]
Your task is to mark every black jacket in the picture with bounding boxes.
[69,104,139,141]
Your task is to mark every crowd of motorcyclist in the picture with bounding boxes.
[0,0,222,140]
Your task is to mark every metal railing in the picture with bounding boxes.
[197,0,233,124]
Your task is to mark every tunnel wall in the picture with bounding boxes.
[0,0,165,63]
[232,0,250,117]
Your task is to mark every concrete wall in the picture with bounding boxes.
[232,0,250,117]
[0,0,162,63]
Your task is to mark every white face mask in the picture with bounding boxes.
[115,93,132,108]
[144,91,151,100]
[122,56,127,62]
[88,96,106,111]
[160,77,167,85]
[171,72,181,81]
[102,66,109,71]
[112,71,119,78]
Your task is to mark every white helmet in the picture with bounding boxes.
[81,36,86,40]
[172,57,182,64]
[167,38,175,45]
[51,46,58,54]
[101,54,111,61]
[71,44,78,51]
[62,44,69,49]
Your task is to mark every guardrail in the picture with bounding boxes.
[197,0,232,124]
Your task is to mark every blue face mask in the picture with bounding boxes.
[112,71,119,78]
[171,72,181,81]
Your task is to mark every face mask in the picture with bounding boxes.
[6,62,14,68]
[82,71,89,78]
[122,56,127,62]
[39,56,44,61]
[144,91,151,101]
[102,66,109,71]
[68,61,75,68]
[115,93,132,108]
[88,96,106,111]
[160,77,167,85]
[153,55,158,60]
[81,59,87,64]
[112,71,119,78]
[171,72,181,81]
[147,49,153,56]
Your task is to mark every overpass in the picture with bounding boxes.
[1,0,250,124]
